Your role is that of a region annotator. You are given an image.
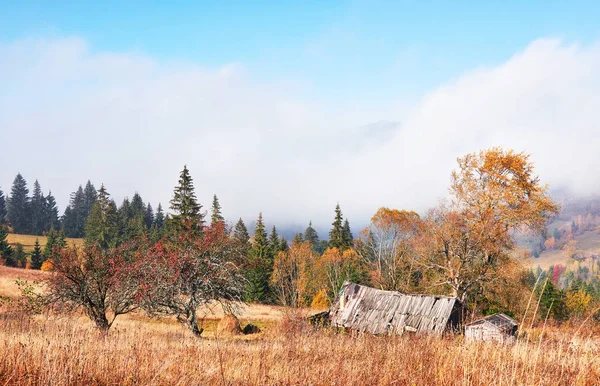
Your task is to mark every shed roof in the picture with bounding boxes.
[465,313,518,331]
[329,281,462,335]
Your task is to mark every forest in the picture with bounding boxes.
[1,147,600,332]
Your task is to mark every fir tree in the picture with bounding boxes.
[83,181,98,216]
[0,189,6,224]
[13,243,26,268]
[293,232,304,244]
[233,218,250,253]
[154,203,165,229]
[30,238,44,269]
[44,191,60,231]
[245,213,271,302]
[124,193,147,240]
[279,236,289,252]
[342,218,353,250]
[328,204,345,250]
[44,227,66,260]
[0,225,13,265]
[304,221,319,250]
[62,185,86,237]
[268,226,280,256]
[168,165,204,235]
[30,180,45,235]
[211,194,224,225]
[85,185,120,250]
[144,203,154,229]
[7,173,30,234]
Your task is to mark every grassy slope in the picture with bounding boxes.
[7,233,83,253]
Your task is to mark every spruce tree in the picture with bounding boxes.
[83,181,97,216]
[233,218,249,243]
[85,185,119,250]
[44,227,66,260]
[124,193,147,240]
[342,218,354,250]
[30,238,44,269]
[63,185,86,237]
[211,194,224,225]
[268,226,280,257]
[0,225,13,265]
[168,165,204,235]
[7,173,30,234]
[328,204,345,250]
[245,213,271,302]
[144,203,154,229]
[154,203,165,229]
[30,180,45,235]
[13,243,26,268]
[0,189,6,224]
[279,236,289,252]
[293,233,304,244]
[304,221,319,250]
[44,192,60,231]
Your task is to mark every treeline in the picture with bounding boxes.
[0,174,165,239]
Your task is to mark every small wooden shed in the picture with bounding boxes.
[465,313,518,343]
[329,281,462,335]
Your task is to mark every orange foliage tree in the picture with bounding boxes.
[317,247,368,302]
[413,147,559,302]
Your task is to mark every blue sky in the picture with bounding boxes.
[3,1,599,102]
[1,2,600,232]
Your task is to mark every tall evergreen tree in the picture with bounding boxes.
[85,185,120,250]
[279,236,289,252]
[293,232,304,244]
[168,165,204,235]
[0,225,13,265]
[268,226,281,256]
[62,185,86,237]
[44,227,66,260]
[328,204,345,250]
[123,193,147,240]
[13,243,26,268]
[304,221,319,250]
[30,238,44,270]
[144,203,154,229]
[154,203,165,230]
[211,194,224,225]
[30,180,45,235]
[0,189,7,225]
[7,173,30,234]
[44,191,60,231]
[233,218,250,247]
[342,218,354,250]
[245,213,271,302]
[83,181,98,217]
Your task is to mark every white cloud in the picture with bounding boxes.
[1,37,599,234]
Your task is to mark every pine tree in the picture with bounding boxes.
[124,193,147,240]
[268,226,280,257]
[211,194,224,225]
[245,213,271,302]
[342,218,353,250]
[144,203,154,229]
[328,204,345,250]
[44,192,60,231]
[0,189,7,225]
[30,238,44,269]
[44,227,66,260]
[7,173,30,234]
[85,185,119,250]
[233,218,250,248]
[83,181,98,217]
[0,225,13,265]
[168,165,204,235]
[30,180,45,235]
[62,185,86,237]
[279,236,289,252]
[293,232,304,244]
[13,243,26,268]
[304,221,319,250]
[154,203,165,228]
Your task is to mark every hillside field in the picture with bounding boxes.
[6,233,83,253]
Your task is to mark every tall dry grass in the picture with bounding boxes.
[0,309,599,385]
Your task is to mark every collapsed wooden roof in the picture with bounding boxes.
[329,281,462,335]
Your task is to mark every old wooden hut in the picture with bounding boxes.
[329,281,462,335]
[464,313,518,343]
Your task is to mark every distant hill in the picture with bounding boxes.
[518,195,600,270]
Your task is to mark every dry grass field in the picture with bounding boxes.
[1,267,600,385]
[6,233,83,253]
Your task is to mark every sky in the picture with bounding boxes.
[1,1,600,235]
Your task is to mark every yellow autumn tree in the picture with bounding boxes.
[566,288,593,319]
[270,241,314,307]
[414,147,560,302]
